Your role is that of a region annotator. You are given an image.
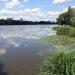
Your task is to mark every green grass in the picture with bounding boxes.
[53,26,70,35]
[53,26,75,37]
[52,26,60,30]
[41,35,75,47]
[69,27,75,37]
[39,51,75,75]
[39,26,75,75]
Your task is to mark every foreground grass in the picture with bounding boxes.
[39,50,75,75]
[39,35,75,75]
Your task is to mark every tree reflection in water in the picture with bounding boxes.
[0,62,8,75]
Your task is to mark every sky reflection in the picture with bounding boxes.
[0,25,57,56]
[0,47,7,56]
[0,25,56,39]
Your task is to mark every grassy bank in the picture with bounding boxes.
[39,26,75,75]
[39,35,75,75]
[41,35,75,47]
[53,26,75,37]
[39,50,75,75]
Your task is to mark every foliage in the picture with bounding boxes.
[39,7,75,75]
[39,51,75,75]
[39,35,75,75]
[53,26,75,37]
[52,26,60,30]
[70,17,75,27]
[65,6,73,25]
[53,26,70,35]
[0,19,56,25]
[69,27,75,37]
[56,27,70,35]
[57,14,65,25]
[41,35,75,47]
[57,6,75,27]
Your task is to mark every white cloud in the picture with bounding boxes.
[71,6,75,8]
[2,0,29,10]
[47,11,61,21]
[0,0,62,21]
[53,0,71,4]
[5,0,21,10]
[0,47,7,55]
[0,8,62,21]
[0,0,8,2]
[63,8,68,12]
[47,11,61,16]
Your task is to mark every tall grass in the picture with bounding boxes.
[39,26,75,75]
[39,51,75,75]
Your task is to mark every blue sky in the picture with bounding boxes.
[24,0,75,11]
[0,0,75,21]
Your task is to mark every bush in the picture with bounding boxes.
[52,26,60,30]
[70,17,75,27]
[39,51,75,75]
[53,26,75,37]
[69,28,75,37]
[56,27,70,35]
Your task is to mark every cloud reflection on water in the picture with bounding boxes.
[0,47,7,56]
[7,39,21,47]
[0,25,56,39]
[0,25,56,55]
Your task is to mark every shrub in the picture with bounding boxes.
[70,17,75,27]
[53,26,75,37]
[52,26,60,30]
[56,27,70,35]
[69,28,75,37]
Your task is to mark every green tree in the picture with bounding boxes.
[65,6,72,25]
[57,13,65,26]
[57,6,75,26]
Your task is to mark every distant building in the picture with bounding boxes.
[20,19,23,21]
[7,18,13,20]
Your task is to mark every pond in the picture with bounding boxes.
[0,25,57,75]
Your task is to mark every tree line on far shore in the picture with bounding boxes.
[0,19,57,25]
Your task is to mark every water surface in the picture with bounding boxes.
[0,25,57,75]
